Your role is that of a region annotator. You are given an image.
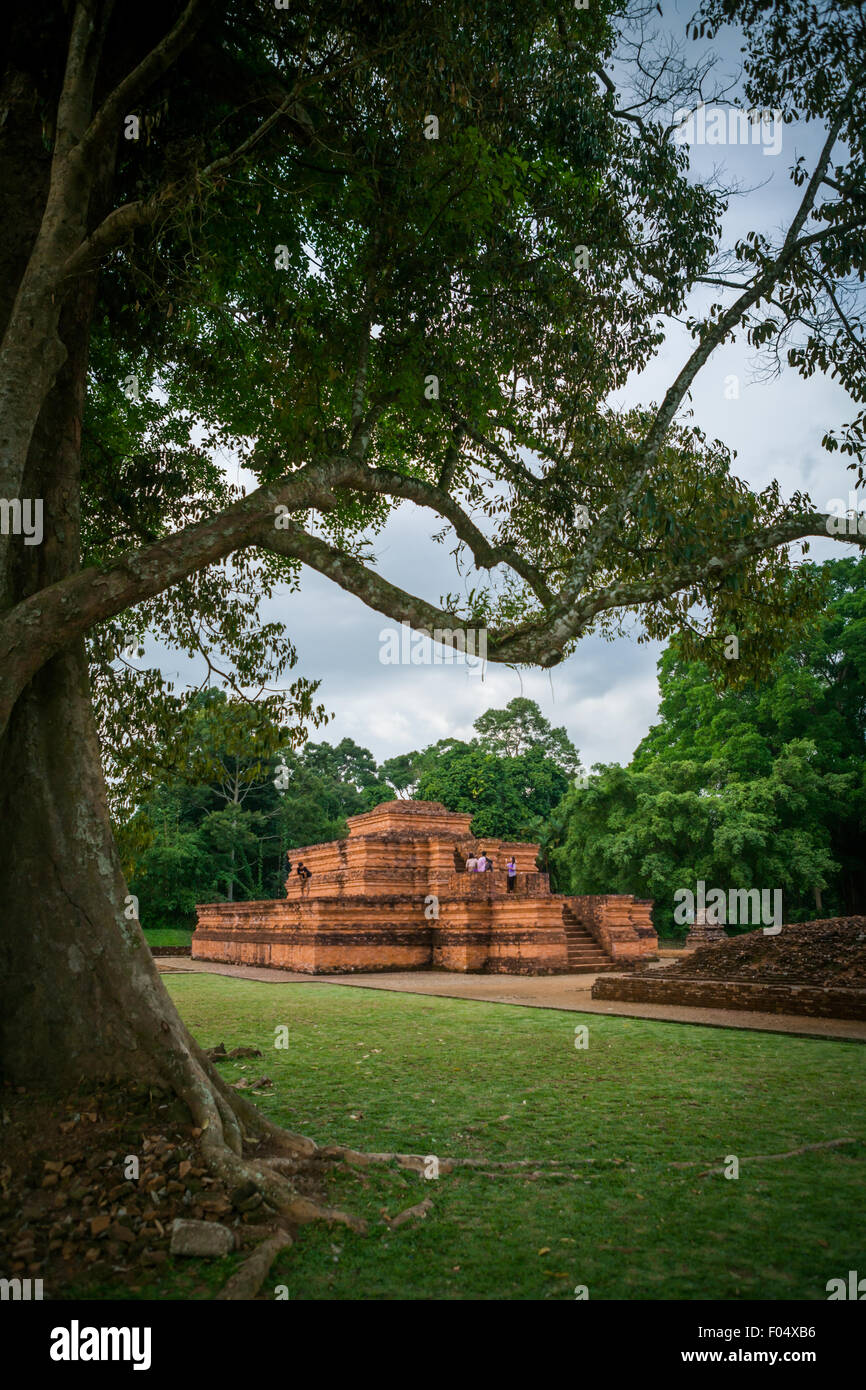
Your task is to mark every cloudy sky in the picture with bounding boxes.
[151,7,860,773]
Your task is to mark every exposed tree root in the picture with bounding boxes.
[384,1197,433,1230]
[300,1147,598,1174]
[689,1137,858,1178]
[260,1135,863,1188]
[216,1231,293,1300]
[162,1042,368,1233]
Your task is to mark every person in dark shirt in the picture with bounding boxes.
[296,860,312,892]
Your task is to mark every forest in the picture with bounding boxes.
[125,555,866,940]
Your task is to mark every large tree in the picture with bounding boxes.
[551,556,866,933]
[411,697,579,835]
[2,0,866,1217]
[123,716,395,929]
[473,696,580,773]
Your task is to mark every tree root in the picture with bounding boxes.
[165,1042,366,1232]
[383,1197,433,1230]
[264,1135,862,1186]
[684,1137,858,1177]
[301,1147,598,1174]
[216,1231,293,1300]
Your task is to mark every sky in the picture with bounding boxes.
[148,5,861,773]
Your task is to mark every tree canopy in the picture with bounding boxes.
[550,556,866,935]
[4,0,866,754]
[4,0,866,1229]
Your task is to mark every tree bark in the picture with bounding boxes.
[0,644,323,1213]
[0,641,185,1087]
[0,214,319,1218]
[0,244,188,1090]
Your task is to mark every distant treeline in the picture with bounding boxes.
[119,558,866,939]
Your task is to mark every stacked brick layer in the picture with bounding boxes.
[592,917,866,1017]
[192,801,658,975]
[591,973,866,1020]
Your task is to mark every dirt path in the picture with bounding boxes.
[156,958,866,1043]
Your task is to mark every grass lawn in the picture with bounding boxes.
[155,973,865,1300]
[144,927,193,947]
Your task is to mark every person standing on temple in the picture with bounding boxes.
[476,851,488,872]
[506,856,517,892]
[296,860,312,893]
[465,852,478,872]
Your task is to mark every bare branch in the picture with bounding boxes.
[259,521,470,643]
[63,94,304,278]
[74,0,213,166]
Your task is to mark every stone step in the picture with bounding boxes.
[561,907,614,970]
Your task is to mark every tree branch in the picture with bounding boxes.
[259,521,471,641]
[63,93,304,278]
[490,510,865,665]
[74,0,213,167]
[559,78,864,610]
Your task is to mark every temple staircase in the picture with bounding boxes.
[561,903,616,972]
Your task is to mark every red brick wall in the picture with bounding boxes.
[568,895,657,961]
[591,973,866,1020]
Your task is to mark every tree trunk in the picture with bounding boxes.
[0,640,192,1088]
[0,261,204,1096]
[0,214,319,1221]
[0,640,319,1208]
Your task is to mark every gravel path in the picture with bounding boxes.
[157,958,866,1042]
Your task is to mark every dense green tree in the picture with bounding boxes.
[301,738,394,811]
[3,0,866,1208]
[472,696,581,773]
[551,558,866,935]
[415,698,576,837]
[125,796,214,932]
[380,752,428,799]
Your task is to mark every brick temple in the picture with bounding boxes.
[192,800,657,975]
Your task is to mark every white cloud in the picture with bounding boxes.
[151,89,862,771]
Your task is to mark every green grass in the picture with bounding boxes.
[125,975,866,1299]
[143,927,192,947]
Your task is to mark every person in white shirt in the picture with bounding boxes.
[465,854,478,872]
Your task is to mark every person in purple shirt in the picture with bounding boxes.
[506,856,517,892]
